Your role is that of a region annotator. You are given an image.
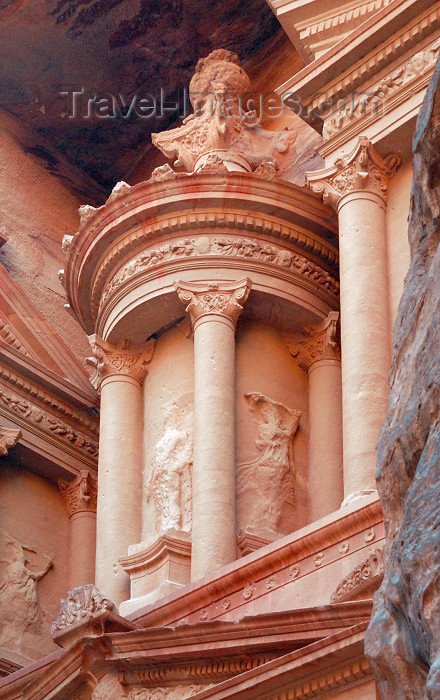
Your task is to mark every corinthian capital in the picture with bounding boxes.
[59,470,98,516]
[86,335,156,389]
[175,278,252,328]
[288,312,341,371]
[306,137,401,210]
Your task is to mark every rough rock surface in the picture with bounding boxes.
[365,57,440,698]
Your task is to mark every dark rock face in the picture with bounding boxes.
[365,58,440,698]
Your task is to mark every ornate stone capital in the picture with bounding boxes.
[307,137,401,210]
[0,425,21,456]
[58,470,98,516]
[175,278,251,328]
[288,311,341,371]
[86,335,156,389]
[51,584,114,635]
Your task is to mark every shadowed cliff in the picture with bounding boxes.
[365,55,440,698]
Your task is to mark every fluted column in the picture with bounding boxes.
[87,336,155,607]
[59,470,97,589]
[176,279,251,581]
[289,312,343,520]
[307,137,401,505]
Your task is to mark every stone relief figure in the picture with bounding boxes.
[237,393,301,537]
[146,401,193,537]
[0,529,53,650]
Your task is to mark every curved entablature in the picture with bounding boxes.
[62,173,339,341]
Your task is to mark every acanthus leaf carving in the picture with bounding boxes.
[287,311,341,371]
[50,584,114,634]
[307,137,401,209]
[0,425,21,455]
[86,336,156,389]
[151,49,298,175]
[175,278,251,327]
[58,470,98,516]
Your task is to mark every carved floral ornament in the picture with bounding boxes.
[86,335,156,389]
[175,278,252,327]
[51,584,114,634]
[288,311,341,371]
[0,425,21,455]
[58,470,98,516]
[307,137,401,210]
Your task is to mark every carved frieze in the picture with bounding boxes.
[51,585,114,634]
[323,39,440,139]
[287,312,341,371]
[99,238,339,311]
[58,470,98,516]
[307,137,401,209]
[175,278,251,327]
[86,336,156,389]
[0,385,98,457]
[331,548,385,603]
[237,392,301,536]
[128,685,212,699]
[0,425,21,455]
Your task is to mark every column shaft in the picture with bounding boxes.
[338,191,391,501]
[69,511,96,588]
[192,315,237,579]
[308,358,343,520]
[95,375,144,606]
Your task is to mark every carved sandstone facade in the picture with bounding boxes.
[0,5,436,698]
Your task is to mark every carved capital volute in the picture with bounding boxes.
[86,335,156,389]
[288,311,341,371]
[175,278,252,329]
[59,470,98,516]
[0,425,21,456]
[307,137,401,210]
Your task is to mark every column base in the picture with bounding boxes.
[118,529,191,607]
[341,490,378,508]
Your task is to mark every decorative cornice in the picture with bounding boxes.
[99,235,339,311]
[0,384,99,458]
[86,336,156,389]
[331,547,385,603]
[175,278,251,327]
[0,315,32,357]
[287,312,341,370]
[271,657,372,700]
[0,424,21,455]
[323,37,440,140]
[51,585,114,635]
[58,470,98,516]
[307,136,401,209]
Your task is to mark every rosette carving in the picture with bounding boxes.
[175,278,251,327]
[58,470,98,516]
[307,137,401,209]
[86,336,156,389]
[287,311,341,371]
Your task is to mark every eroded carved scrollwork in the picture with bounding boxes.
[86,336,156,389]
[51,584,114,634]
[175,278,251,327]
[237,393,301,536]
[58,470,98,516]
[287,312,341,371]
[129,686,212,699]
[0,425,21,456]
[100,237,339,310]
[331,547,385,603]
[0,530,53,651]
[307,136,401,209]
[151,49,299,175]
[146,401,193,537]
